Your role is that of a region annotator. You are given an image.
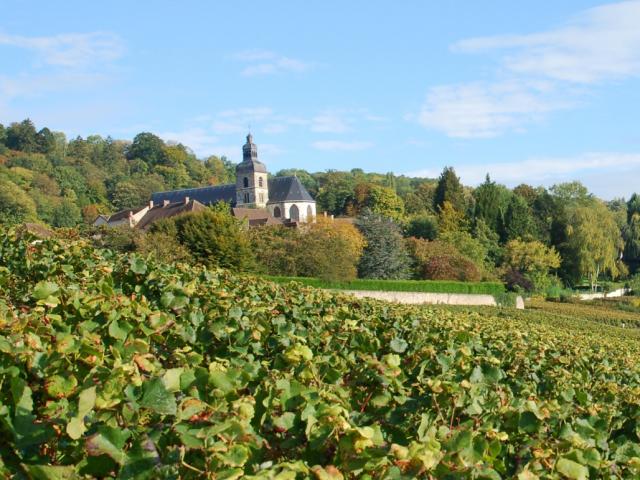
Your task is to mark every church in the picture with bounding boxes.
[151,133,317,223]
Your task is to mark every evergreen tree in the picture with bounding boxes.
[501,194,535,242]
[356,210,411,279]
[473,174,511,232]
[434,166,465,212]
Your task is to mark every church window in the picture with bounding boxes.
[259,176,263,187]
[273,206,281,217]
[243,177,249,188]
[290,204,299,221]
[259,193,264,203]
[244,193,249,203]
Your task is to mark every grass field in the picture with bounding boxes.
[266,275,505,295]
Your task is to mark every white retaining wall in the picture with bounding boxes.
[578,288,628,301]
[340,290,525,309]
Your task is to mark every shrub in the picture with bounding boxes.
[163,204,254,271]
[502,268,534,293]
[423,254,482,282]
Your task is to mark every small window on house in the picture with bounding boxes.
[307,205,313,221]
[243,177,249,188]
[273,206,281,217]
[259,177,263,187]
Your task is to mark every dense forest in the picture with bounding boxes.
[1,118,639,292]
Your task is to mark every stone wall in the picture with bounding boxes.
[340,290,525,309]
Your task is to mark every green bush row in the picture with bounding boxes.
[265,275,505,295]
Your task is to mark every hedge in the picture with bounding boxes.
[265,276,505,295]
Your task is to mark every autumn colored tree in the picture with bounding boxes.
[502,239,561,291]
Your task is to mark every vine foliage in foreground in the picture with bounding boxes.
[1,227,640,478]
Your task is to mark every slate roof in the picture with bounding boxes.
[151,184,236,206]
[136,199,206,230]
[267,176,315,203]
[150,176,314,207]
[232,208,283,226]
[108,205,148,222]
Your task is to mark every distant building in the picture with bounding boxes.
[94,134,316,229]
[93,198,206,229]
[151,134,317,223]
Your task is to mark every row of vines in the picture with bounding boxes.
[1,227,640,478]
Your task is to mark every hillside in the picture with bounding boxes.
[1,227,640,479]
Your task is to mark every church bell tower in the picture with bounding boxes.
[235,133,269,208]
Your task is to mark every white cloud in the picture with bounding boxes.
[0,72,108,100]
[157,128,224,157]
[0,31,124,68]
[312,140,373,151]
[310,111,351,133]
[408,152,640,188]
[417,1,640,138]
[453,1,640,84]
[233,49,314,76]
[418,81,569,138]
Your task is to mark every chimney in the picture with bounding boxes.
[163,199,170,207]
[148,200,154,209]
[184,196,190,204]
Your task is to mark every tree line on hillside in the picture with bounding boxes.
[1,118,639,293]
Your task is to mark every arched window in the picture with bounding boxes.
[258,176,263,187]
[289,204,299,221]
[243,193,249,203]
[273,206,281,217]
[243,177,249,188]
[259,193,264,203]
[307,205,313,221]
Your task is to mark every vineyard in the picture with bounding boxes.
[528,298,640,329]
[2,228,640,479]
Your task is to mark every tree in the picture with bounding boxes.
[502,239,561,291]
[51,198,82,227]
[347,183,404,220]
[0,123,6,146]
[437,201,468,235]
[500,194,535,242]
[0,178,38,224]
[160,204,254,271]
[473,175,511,232]
[406,237,481,281]
[315,172,356,216]
[356,210,411,279]
[5,119,39,152]
[405,214,438,240]
[296,218,365,280]
[624,210,640,274]
[434,167,465,212]
[563,202,623,290]
[126,132,167,165]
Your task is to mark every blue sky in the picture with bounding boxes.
[2,1,640,198]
